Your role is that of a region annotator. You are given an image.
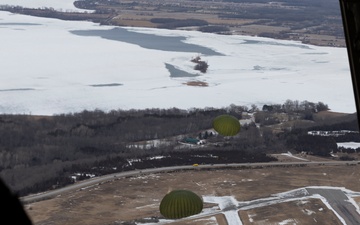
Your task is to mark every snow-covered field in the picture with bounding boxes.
[146,186,360,225]
[0,1,356,115]
[337,142,360,149]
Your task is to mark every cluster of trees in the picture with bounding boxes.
[253,99,359,157]
[284,131,360,157]
[191,56,209,73]
[262,100,329,113]
[198,26,230,34]
[0,5,111,23]
[281,113,359,156]
[255,100,330,126]
[74,0,120,10]
[150,18,208,29]
[0,100,358,196]
[0,106,245,196]
[286,133,338,156]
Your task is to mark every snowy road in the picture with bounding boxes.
[21,160,360,203]
[21,161,360,225]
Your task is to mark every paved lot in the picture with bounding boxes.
[307,188,360,225]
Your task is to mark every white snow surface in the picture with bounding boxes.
[0,0,91,12]
[223,211,243,225]
[194,217,219,225]
[0,11,356,115]
[337,142,360,149]
[281,152,309,161]
[279,219,297,225]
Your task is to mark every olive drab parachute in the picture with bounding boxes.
[212,114,240,136]
[159,190,203,219]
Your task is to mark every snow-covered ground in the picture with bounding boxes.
[0,0,92,12]
[281,152,309,161]
[337,142,360,149]
[145,186,360,225]
[0,3,356,115]
[238,186,360,225]
[308,130,359,137]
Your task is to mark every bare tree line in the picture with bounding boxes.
[0,100,357,196]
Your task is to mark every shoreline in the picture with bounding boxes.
[0,5,346,48]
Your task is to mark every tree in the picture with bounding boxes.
[289,134,337,156]
[194,61,209,73]
[316,102,329,112]
[250,104,259,112]
[204,131,209,139]
[262,104,273,111]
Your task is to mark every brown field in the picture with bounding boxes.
[183,81,209,87]
[102,2,345,48]
[113,12,344,47]
[3,0,345,47]
[239,198,343,225]
[26,163,360,225]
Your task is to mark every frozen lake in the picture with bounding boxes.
[0,10,356,115]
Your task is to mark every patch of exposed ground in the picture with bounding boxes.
[26,164,360,225]
[183,81,209,87]
[240,199,343,225]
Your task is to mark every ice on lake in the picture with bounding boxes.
[0,10,356,115]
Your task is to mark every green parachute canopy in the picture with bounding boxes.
[212,114,240,136]
[159,190,203,219]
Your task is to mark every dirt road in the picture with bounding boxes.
[21,160,360,204]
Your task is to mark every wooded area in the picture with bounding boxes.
[150,18,208,29]
[0,100,358,196]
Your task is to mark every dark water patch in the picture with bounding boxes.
[242,39,312,50]
[0,88,35,92]
[70,27,223,56]
[165,63,200,78]
[89,83,123,87]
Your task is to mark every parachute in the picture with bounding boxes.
[212,114,240,136]
[159,190,203,219]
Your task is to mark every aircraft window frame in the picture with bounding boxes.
[340,0,360,128]
[2,0,360,224]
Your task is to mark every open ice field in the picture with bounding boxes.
[0,5,356,115]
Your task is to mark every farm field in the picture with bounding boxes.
[25,163,360,225]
